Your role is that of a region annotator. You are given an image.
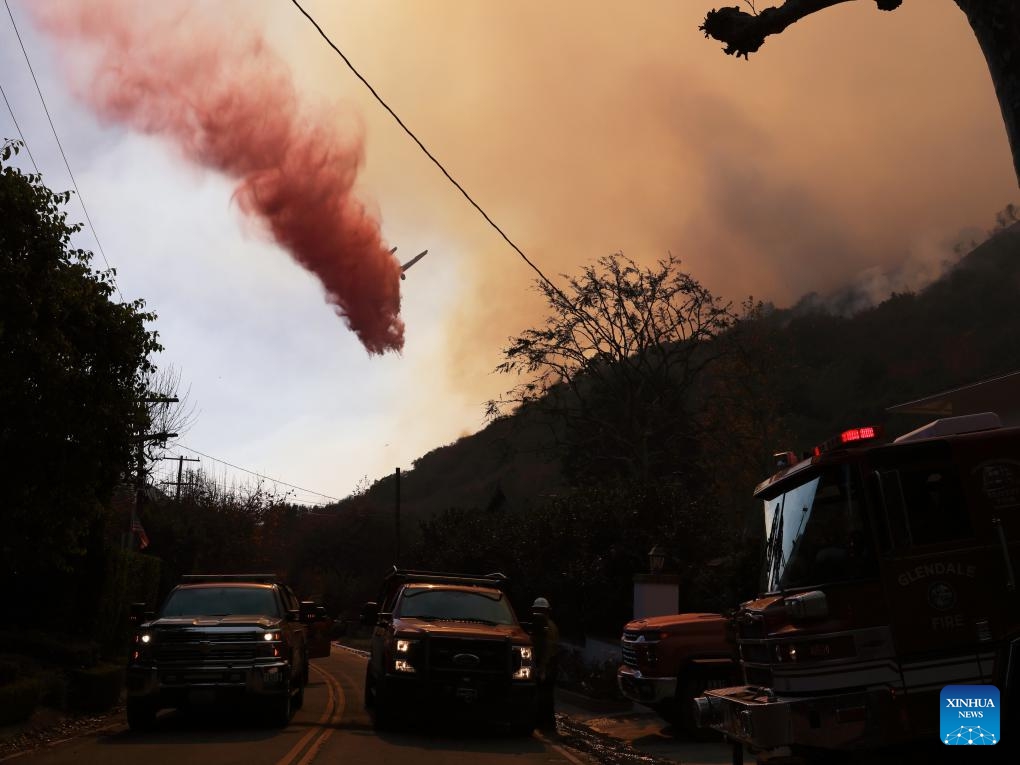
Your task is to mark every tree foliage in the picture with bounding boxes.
[414,482,737,636]
[488,253,736,483]
[1,139,161,584]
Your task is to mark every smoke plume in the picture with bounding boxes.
[33,0,403,354]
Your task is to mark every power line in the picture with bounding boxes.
[175,443,339,502]
[0,81,39,173]
[4,0,124,303]
[289,0,566,300]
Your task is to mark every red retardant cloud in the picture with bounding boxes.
[33,1,404,354]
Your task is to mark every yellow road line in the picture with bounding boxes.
[295,665,345,765]
[274,665,337,765]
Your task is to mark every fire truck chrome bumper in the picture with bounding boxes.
[617,665,678,704]
[694,685,895,751]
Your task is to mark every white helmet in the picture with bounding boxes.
[532,597,550,610]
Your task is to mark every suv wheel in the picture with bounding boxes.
[127,698,157,731]
[363,666,375,709]
[509,716,536,737]
[269,682,294,728]
[366,669,398,730]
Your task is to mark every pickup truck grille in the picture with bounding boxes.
[154,644,257,663]
[621,631,656,669]
[153,630,260,664]
[158,631,258,643]
[428,637,508,673]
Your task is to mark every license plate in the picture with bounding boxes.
[188,689,216,705]
[455,687,478,703]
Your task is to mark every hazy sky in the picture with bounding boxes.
[2,0,1015,503]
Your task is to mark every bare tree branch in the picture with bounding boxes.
[700,0,901,59]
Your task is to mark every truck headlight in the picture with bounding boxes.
[135,632,153,644]
[513,645,533,681]
[393,638,418,672]
[263,631,281,641]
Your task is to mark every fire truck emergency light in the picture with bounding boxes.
[840,426,877,443]
[812,425,883,457]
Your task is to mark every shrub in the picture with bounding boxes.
[0,630,98,668]
[68,662,124,713]
[39,669,69,709]
[0,678,43,725]
[0,657,21,684]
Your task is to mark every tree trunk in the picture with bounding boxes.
[955,0,1020,186]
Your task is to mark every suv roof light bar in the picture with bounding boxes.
[180,574,280,584]
[384,567,509,589]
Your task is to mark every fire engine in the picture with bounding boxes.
[694,412,1019,762]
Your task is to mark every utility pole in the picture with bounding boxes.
[130,394,178,551]
[395,467,401,565]
[172,455,200,500]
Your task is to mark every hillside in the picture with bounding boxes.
[332,222,1020,536]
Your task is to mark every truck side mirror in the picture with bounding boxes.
[299,600,317,623]
[128,602,148,625]
[361,601,379,625]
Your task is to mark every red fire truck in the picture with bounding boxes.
[694,412,1019,762]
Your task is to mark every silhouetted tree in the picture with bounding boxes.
[700,1,1020,186]
[1,140,161,602]
[488,253,736,484]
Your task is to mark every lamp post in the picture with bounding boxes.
[648,544,667,574]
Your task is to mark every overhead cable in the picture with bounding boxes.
[4,0,124,302]
[289,0,569,302]
[0,81,40,173]
[176,443,339,502]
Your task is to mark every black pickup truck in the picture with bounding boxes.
[362,568,537,733]
[126,574,330,730]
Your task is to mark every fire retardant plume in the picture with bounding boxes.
[32,0,404,354]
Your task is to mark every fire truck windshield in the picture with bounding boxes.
[761,464,876,593]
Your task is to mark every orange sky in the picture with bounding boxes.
[271,0,1014,408]
[11,0,1015,498]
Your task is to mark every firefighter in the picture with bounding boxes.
[531,596,560,730]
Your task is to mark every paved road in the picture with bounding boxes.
[10,649,587,765]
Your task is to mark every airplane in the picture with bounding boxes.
[389,247,428,280]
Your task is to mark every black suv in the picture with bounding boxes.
[126,574,330,730]
[362,568,537,733]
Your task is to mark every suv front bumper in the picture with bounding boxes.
[617,664,677,705]
[127,661,291,701]
[693,685,901,752]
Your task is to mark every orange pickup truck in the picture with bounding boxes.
[618,612,737,735]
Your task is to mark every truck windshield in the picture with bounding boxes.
[160,587,280,617]
[761,464,876,593]
[396,588,516,625]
